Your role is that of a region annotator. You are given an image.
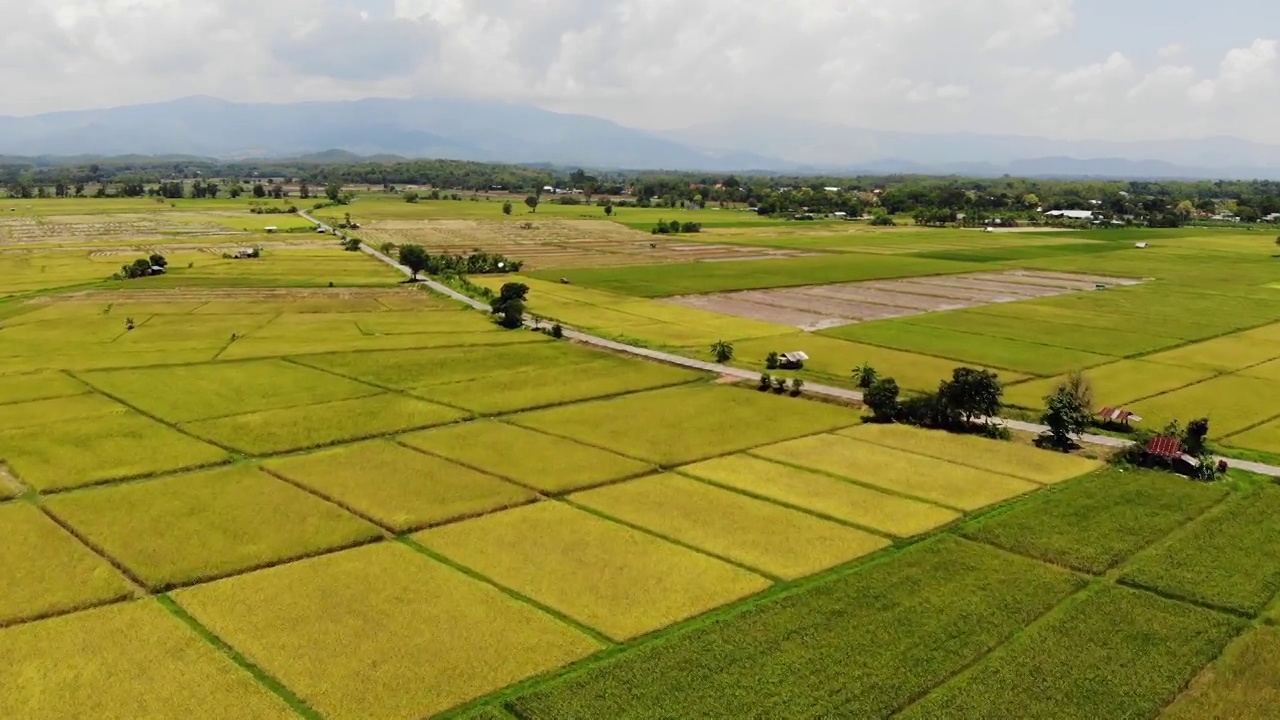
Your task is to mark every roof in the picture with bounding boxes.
[1145,435,1185,459]
[781,351,810,362]
[1099,408,1143,424]
[1044,210,1096,220]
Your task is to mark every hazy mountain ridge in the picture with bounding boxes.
[2,96,1279,179]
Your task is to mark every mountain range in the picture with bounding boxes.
[2,96,1279,180]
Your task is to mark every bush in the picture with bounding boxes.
[759,373,772,391]
[863,378,900,422]
[790,378,805,397]
[341,237,362,252]
[854,363,878,390]
[550,323,564,339]
[869,214,896,226]
[772,377,788,395]
[490,282,530,329]
[403,191,420,203]
[1184,418,1210,455]
[765,352,780,370]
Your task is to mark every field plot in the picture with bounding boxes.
[1004,360,1216,411]
[81,359,382,423]
[839,424,1101,484]
[0,371,87,405]
[0,393,125,432]
[142,248,400,288]
[181,393,468,454]
[1224,417,1280,454]
[0,250,127,297]
[264,440,537,532]
[1162,625,1280,720]
[753,434,1037,511]
[664,270,1142,332]
[509,536,1083,719]
[511,384,859,466]
[220,325,544,361]
[824,320,1115,376]
[415,502,770,641]
[899,586,1244,720]
[0,503,132,626]
[44,465,380,590]
[0,409,229,491]
[1120,489,1280,616]
[725,332,1030,391]
[0,601,297,720]
[570,474,889,579]
[400,421,653,493]
[900,307,1180,356]
[1143,333,1280,373]
[173,542,602,720]
[967,300,1226,342]
[1131,375,1280,438]
[962,468,1228,574]
[679,454,961,536]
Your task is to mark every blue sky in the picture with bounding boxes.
[4,1,1278,144]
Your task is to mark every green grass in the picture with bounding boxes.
[822,320,1116,376]
[44,465,381,590]
[180,393,469,454]
[1120,488,1280,616]
[899,308,1181,356]
[508,536,1083,719]
[898,585,1245,720]
[510,385,860,466]
[1161,625,1280,720]
[0,371,88,405]
[529,255,976,297]
[961,467,1228,574]
[399,421,653,493]
[913,242,1123,264]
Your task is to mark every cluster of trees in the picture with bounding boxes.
[652,220,702,234]
[115,254,167,280]
[862,366,1006,437]
[395,244,523,280]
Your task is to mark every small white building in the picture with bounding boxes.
[1044,210,1096,221]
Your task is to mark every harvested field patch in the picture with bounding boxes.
[1120,489,1280,616]
[570,474,889,579]
[0,600,297,720]
[753,434,1037,511]
[415,502,770,641]
[1004,360,1216,411]
[399,421,653,493]
[45,465,380,590]
[1131,375,1280,438]
[678,454,960,536]
[823,321,1116,376]
[511,385,860,466]
[181,393,468,454]
[725,332,1030,391]
[0,503,132,626]
[839,424,1102,484]
[174,542,601,720]
[1161,625,1280,720]
[81,359,382,423]
[0,371,87,405]
[1144,334,1280,373]
[0,411,229,492]
[508,536,1083,719]
[264,440,537,532]
[962,467,1228,574]
[900,586,1244,720]
[417,356,703,414]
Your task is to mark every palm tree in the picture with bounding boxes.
[710,340,734,364]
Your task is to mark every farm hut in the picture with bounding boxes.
[264,226,278,233]
[1135,242,1149,249]
[779,351,809,370]
[1098,407,1142,427]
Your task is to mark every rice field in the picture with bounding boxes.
[264,440,537,532]
[1004,359,1216,410]
[1130,375,1280,438]
[752,434,1038,511]
[1162,625,1280,720]
[569,474,890,579]
[44,465,381,590]
[415,502,772,641]
[173,543,602,720]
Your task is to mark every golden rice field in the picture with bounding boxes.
[5,200,1280,718]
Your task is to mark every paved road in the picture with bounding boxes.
[302,210,1280,479]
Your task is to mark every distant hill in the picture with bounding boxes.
[3,96,1280,179]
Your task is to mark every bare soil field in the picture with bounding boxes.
[665,270,1141,330]
[0,214,234,246]
[362,219,816,270]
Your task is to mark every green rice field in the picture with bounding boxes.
[3,196,1280,718]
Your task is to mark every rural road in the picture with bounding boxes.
[300,210,1280,479]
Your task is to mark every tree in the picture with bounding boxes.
[938,367,1003,426]
[854,363,878,389]
[524,195,539,213]
[228,185,243,199]
[148,254,168,269]
[404,191,420,203]
[503,201,513,215]
[299,182,311,199]
[325,182,343,202]
[397,244,429,280]
[864,378,900,422]
[765,351,780,370]
[490,282,530,329]
[710,340,734,364]
[1274,236,1280,253]
[604,203,614,217]
[1184,418,1210,455]
[790,378,805,397]
[1042,382,1091,450]
[251,183,266,199]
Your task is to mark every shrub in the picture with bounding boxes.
[341,237,362,252]
[863,378,900,422]
[765,352,780,370]
[789,378,805,397]
[710,340,734,364]
[1184,418,1210,455]
[759,373,772,391]
[550,323,564,339]
[854,363,878,390]
[403,191,420,203]
[869,214,895,226]
[772,377,788,395]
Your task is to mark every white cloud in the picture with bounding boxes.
[0,1,1278,145]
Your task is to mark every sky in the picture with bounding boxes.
[3,0,1278,144]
